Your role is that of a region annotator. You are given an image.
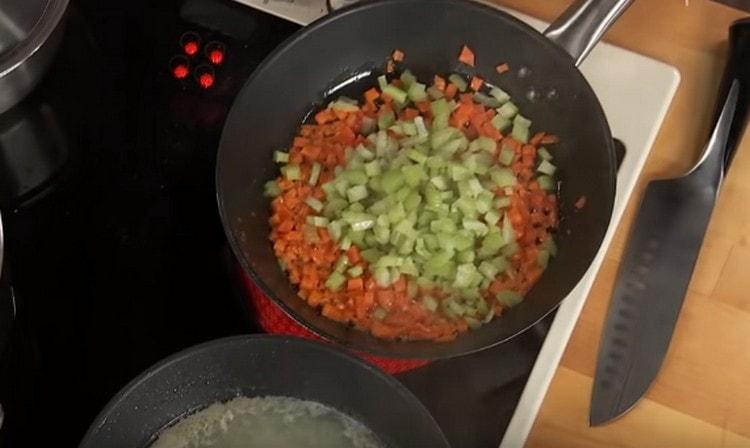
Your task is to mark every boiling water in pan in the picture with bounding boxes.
[149,395,385,448]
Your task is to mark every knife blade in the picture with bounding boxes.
[590,18,750,426]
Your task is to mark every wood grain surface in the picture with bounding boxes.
[488,0,750,446]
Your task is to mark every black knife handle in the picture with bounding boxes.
[715,17,750,172]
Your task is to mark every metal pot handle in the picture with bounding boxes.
[544,0,634,67]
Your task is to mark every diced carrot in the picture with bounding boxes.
[392,49,405,62]
[347,278,364,291]
[470,76,484,91]
[458,45,475,67]
[364,87,380,104]
[444,83,458,100]
[433,75,446,91]
[314,109,336,124]
[540,134,559,144]
[496,63,510,74]
[347,245,361,264]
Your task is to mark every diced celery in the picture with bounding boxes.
[475,136,497,153]
[374,266,391,287]
[360,248,383,263]
[264,180,281,197]
[544,238,558,257]
[348,265,364,277]
[307,216,329,227]
[494,196,511,209]
[406,149,428,165]
[431,99,450,118]
[476,191,494,214]
[325,272,347,291]
[501,241,519,257]
[430,218,456,233]
[497,290,523,308]
[537,175,555,191]
[538,147,553,161]
[401,121,418,136]
[342,211,375,229]
[502,213,515,244]
[463,219,489,236]
[378,110,395,130]
[457,250,475,264]
[499,144,515,166]
[383,85,408,104]
[431,113,449,130]
[511,114,531,143]
[427,85,444,100]
[304,197,324,212]
[490,167,517,188]
[422,296,439,312]
[478,231,505,259]
[355,145,375,161]
[491,114,511,132]
[473,92,501,108]
[335,254,350,273]
[400,70,417,88]
[324,198,348,218]
[430,175,449,191]
[327,220,343,241]
[448,74,468,92]
[381,169,405,194]
[331,100,359,112]
[484,209,500,226]
[454,263,478,288]
[413,116,428,136]
[537,159,557,175]
[489,86,511,104]
[497,101,518,119]
[347,229,365,246]
[404,191,422,211]
[395,185,412,202]
[347,185,369,202]
[364,160,382,177]
[402,164,427,187]
[491,256,509,273]
[343,169,368,186]
[407,83,428,102]
[388,203,406,224]
[274,151,289,163]
[308,162,322,186]
[538,249,551,269]
[377,75,388,90]
[479,261,499,280]
[281,164,301,181]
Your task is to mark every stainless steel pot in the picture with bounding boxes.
[0,0,69,114]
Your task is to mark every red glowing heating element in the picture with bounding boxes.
[183,41,199,56]
[198,72,215,89]
[209,49,224,65]
[172,64,189,79]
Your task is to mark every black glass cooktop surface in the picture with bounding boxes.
[0,1,553,446]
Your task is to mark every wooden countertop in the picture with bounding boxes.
[489,0,750,446]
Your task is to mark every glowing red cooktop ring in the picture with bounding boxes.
[179,31,202,57]
[205,41,226,66]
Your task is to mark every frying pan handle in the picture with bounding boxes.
[543,0,634,66]
[714,18,750,173]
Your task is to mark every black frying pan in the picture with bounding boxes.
[79,335,449,447]
[217,0,630,359]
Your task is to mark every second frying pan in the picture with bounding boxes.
[217,0,629,358]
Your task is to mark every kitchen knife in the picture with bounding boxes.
[590,18,750,426]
